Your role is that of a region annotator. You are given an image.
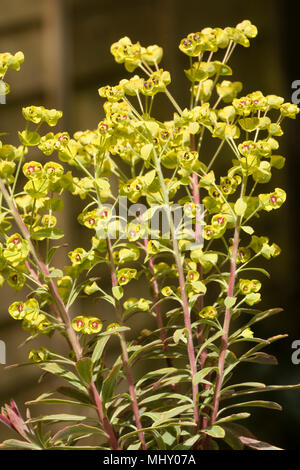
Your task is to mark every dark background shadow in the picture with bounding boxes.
[0,0,299,449]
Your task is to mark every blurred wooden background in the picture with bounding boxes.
[0,0,299,448]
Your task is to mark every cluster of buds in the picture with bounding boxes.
[238,278,262,305]
[8,298,51,334]
[259,188,286,211]
[38,132,70,156]
[110,36,163,72]
[0,400,33,442]
[179,20,257,58]
[0,144,24,184]
[22,106,63,127]
[0,51,24,80]
[28,347,51,363]
[199,306,218,320]
[117,268,137,286]
[123,297,151,312]
[72,315,102,334]
[2,234,29,268]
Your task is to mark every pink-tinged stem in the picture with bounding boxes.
[0,178,82,361]
[144,240,173,366]
[90,381,120,450]
[106,238,147,450]
[210,223,240,425]
[150,145,200,430]
[173,241,200,430]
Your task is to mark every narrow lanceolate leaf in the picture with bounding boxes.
[202,425,225,438]
[91,336,110,364]
[0,439,42,450]
[219,400,282,415]
[193,367,216,386]
[51,424,107,443]
[223,383,300,400]
[27,413,86,424]
[39,363,87,392]
[56,386,91,404]
[242,352,278,365]
[155,404,194,425]
[76,358,93,385]
[239,436,282,450]
[215,413,251,424]
[101,364,122,405]
[139,392,193,406]
[222,422,256,450]
[247,308,283,328]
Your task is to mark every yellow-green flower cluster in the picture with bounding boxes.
[22,106,63,127]
[72,315,102,334]
[199,306,218,320]
[8,298,51,334]
[110,36,163,72]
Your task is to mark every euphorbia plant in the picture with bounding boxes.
[0,19,299,451]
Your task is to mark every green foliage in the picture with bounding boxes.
[0,19,299,451]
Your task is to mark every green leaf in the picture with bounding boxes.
[238,117,260,132]
[173,328,186,344]
[139,392,193,406]
[224,296,237,309]
[112,285,124,300]
[76,358,93,385]
[18,130,41,146]
[203,425,225,438]
[193,367,216,386]
[56,386,91,404]
[1,439,42,450]
[222,383,300,402]
[234,198,247,216]
[216,412,250,424]
[241,225,254,235]
[28,413,86,424]
[196,329,224,360]
[48,269,64,278]
[39,363,87,392]
[239,267,270,278]
[101,364,122,405]
[243,352,278,365]
[31,228,64,240]
[220,400,282,414]
[239,436,282,450]
[91,336,110,364]
[51,424,106,443]
[222,422,255,450]
[155,404,193,425]
[270,155,286,170]
[141,143,154,161]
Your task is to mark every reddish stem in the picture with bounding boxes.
[210,223,240,425]
[144,240,174,368]
[106,238,147,450]
[90,381,120,450]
